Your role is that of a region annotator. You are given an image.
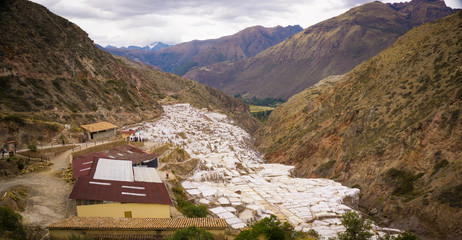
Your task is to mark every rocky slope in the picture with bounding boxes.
[185,0,456,100]
[256,10,461,239]
[0,0,258,147]
[104,25,302,75]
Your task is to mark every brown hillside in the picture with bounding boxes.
[185,0,456,100]
[0,0,258,148]
[104,25,302,75]
[256,10,461,239]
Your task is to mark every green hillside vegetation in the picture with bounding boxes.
[0,0,258,147]
[256,10,461,239]
[185,0,456,100]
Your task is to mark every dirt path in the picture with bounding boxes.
[0,149,75,227]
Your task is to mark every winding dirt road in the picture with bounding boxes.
[0,149,76,227]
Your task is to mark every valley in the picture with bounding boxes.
[0,0,460,239]
[127,103,399,238]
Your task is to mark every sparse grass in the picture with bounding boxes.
[249,105,275,113]
[150,143,173,156]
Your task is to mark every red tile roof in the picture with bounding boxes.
[121,130,137,135]
[48,217,228,230]
[69,176,172,205]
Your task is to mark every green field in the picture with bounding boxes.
[249,105,274,113]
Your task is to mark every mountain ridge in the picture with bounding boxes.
[256,10,462,239]
[184,0,457,100]
[0,0,258,147]
[103,25,302,75]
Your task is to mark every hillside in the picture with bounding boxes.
[184,0,456,100]
[103,25,302,75]
[0,0,258,147]
[256,10,462,239]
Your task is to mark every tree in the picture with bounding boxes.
[167,226,214,240]
[236,215,295,240]
[0,206,27,240]
[337,211,373,240]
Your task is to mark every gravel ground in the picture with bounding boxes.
[0,149,76,227]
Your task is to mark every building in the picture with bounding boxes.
[48,217,228,240]
[72,145,158,179]
[121,130,136,141]
[81,121,117,141]
[70,145,167,218]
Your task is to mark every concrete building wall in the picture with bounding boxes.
[77,203,170,218]
[92,129,116,140]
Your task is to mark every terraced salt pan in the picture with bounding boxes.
[133,103,393,238]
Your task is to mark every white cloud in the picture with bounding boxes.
[30,0,462,47]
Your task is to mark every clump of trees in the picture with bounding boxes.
[235,215,298,240]
[234,95,285,107]
[328,211,420,240]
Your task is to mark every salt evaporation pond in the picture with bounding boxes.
[133,103,391,238]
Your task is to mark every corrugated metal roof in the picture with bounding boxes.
[94,159,134,182]
[81,122,117,133]
[48,217,228,230]
[72,145,157,179]
[133,167,162,183]
[69,176,172,205]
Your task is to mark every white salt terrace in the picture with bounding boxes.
[131,103,390,238]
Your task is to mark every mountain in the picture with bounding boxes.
[0,0,258,147]
[255,10,462,239]
[106,42,171,51]
[184,0,456,100]
[103,25,303,75]
[147,42,170,51]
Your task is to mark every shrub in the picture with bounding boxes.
[385,168,423,196]
[181,203,208,218]
[172,184,208,218]
[331,211,373,240]
[437,184,462,208]
[27,144,37,152]
[394,231,421,240]
[432,159,448,175]
[235,215,295,240]
[316,160,336,174]
[0,206,27,240]
[17,161,24,170]
[167,226,214,240]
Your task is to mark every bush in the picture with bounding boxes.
[0,206,27,240]
[235,215,295,240]
[167,226,214,240]
[432,159,448,175]
[172,184,208,218]
[394,231,421,240]
[17,161,24,170]
[385,168,423,196]
[333,211,373,240]
[437,184,462,207]
[181,203,208,218]
[27,144,37,152]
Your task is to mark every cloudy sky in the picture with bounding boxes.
[31,0,462,47]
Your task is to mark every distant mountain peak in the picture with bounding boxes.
[102,25,302,75]
[105,42,171,52]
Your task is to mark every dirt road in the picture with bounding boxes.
[0,149,75,227]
